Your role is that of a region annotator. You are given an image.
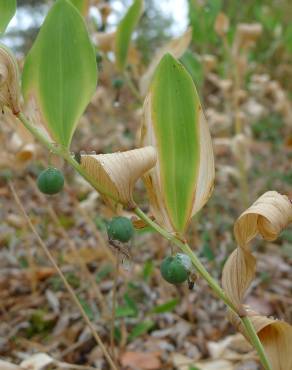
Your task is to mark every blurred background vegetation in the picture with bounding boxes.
[5,0,292,92]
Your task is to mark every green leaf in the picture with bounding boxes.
[188,0,222,46]
[141,53,214,233]
[200,231,215,261]
[95,264,113,283]
[128,320,154,341]
[151,54,199,231]
[142,260,154,281]
[124,293,138,316]
[69,0,88,16]
[115,0,144,71]
[151,298,179,313]
[78,297,94,320]
[22,0,97,148]
[115,305,137,318]
[180,50,204,88]
[0,0,16,34]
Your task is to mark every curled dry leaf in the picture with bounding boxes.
[214,12,230,37]
[232,23,262,55]
[201,54,218,72]
[95,31,116,52]
[139,28,192,96]
[222,191,292,370]
[80,146,156,208]
[0,44,20,114]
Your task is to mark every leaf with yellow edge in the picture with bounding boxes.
[115,0,144,71]
[141,53,214,233]
[222,191,292,370]
[139,28,192,96]
[80,146,156,208]
[22,0,97,148]
[0,43,20,114]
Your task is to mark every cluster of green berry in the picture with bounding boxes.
[37,168,193,286]
[107,216,192,285]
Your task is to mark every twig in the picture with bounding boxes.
[27,175,108,315]
[23,235,38,293]
[134,206,273,370]
[70,195,116,265]
[8,182,118,370]
[110,251,119,360]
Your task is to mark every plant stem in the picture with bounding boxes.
[242,317,272,370]
[134,207,237,313]
[134,206,273,370]
[16,111,272,370]
[16,112,117,202]
[110,251,119,360]
[123,71,142,103]
[9,182,118,370]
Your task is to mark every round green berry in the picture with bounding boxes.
[107,216,134,243]
[160,253,192,284]
[37,167,64,195]
[112,77,124,89]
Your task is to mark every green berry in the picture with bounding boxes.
[37,167,64,195]
[112,77,124,89]
[107,216,134,243]
[160,253,192,284]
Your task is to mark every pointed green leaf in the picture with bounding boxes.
[151,298,179,313]
[69,0,89,16]
[151,54,200,231]
[22,0,97,148]
[141,53,214,233]
[128,320,154,341]
[0,0,16,34]
[180,50,204,88]
[115,0,143,71]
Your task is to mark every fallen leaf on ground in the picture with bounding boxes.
[120,351,161,370]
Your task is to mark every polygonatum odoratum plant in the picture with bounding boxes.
[1,1,292,369]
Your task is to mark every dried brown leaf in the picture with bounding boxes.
[232,23,262,55]
[94,31,116,52]
[121,351,161,370]
[0,44,20,114]
[222,191,292,370]
[20,353,54,370]
[0,360,22,370]
[81,146,157,207]
[214,12,230,37]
